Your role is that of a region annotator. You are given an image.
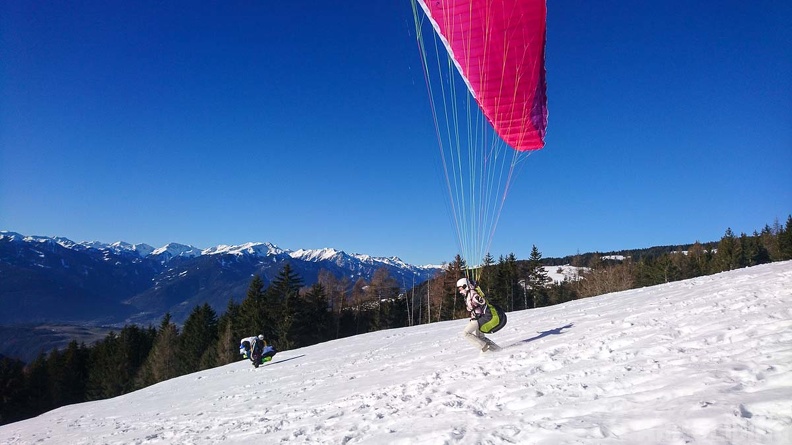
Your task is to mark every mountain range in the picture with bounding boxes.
[0,231,441,327]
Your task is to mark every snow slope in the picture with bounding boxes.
[2,262,791,445]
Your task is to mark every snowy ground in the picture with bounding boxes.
[2,262,791,445]
[543,264,585,284]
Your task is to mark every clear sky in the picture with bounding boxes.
[2,1,790,266]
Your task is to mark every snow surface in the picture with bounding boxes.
[2,262,791,445]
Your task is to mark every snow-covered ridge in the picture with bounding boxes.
[0,231,440,271]
[202,242,284,257]
[151,243,202,260]
[289,247,442,271]
[289,248,425,270]
[1,231,80,250]
[543,264,587,283]
[290,247,345,262]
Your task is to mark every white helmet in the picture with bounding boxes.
[258,334,264,340]
[456,278,471,290]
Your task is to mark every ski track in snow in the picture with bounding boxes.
[2,262,791,444]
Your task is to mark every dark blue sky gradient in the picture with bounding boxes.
[2,1,790,265]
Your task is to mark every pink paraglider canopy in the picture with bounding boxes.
[417,0,548,151]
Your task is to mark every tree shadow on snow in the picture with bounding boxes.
[513,323,574,346]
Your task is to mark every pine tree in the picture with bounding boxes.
[654,254,681,283]
[740,231,768,266]
[215,322,237,366]
[299,283,333,346]
[22,353,51,418]
[215,299,242,366]
[685,241,708,278]
[525,245,549,309]
[479,253,496,296]
[86,325,153,400]
[547,280,577,306]
[238,275,268,338]
[779,215,792,260]
[135,314,181,388]
[268,263,304,349]
[440,255,467,321]
[85,332,122,400]
[715,228,738,271]
[759,224,780,262]
[0,356,26,425]
[49,340,89,407]
[491,255,515,310]
[349,277,369,335]
[179,303,219,373]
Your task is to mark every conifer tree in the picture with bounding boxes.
[48,340,89,407]
[215,299,242,366]
[0,356,26,425]
[759,225,780,262]
[547,280,577,306]
[85,332,122,400]
[268,263,304,348]
[179,303,219,372]
[349,277,369,335]
[525,245,549,309]
[479,253,496,297]
[135,314,180,388]
[238,275,268,338]
[685,241,709,278]
[492,254,516,310]
[215,322,237,366]
[45,348,62,404]
[298,282,333,346]
[22,353,51,417]
[715,228,738,271]
[653,254,681,283]
[86,325,153,400]
[440,255,466,321]
[779,215,792,260]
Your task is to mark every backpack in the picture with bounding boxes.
[477,303,507,333]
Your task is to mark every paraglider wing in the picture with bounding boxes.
[416,0,548,151]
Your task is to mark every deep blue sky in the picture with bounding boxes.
[2,1,790,265]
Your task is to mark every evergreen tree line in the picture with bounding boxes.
[2,216,789,425]
[568,216,792,299]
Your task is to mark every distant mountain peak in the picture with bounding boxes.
[151,243,201,259]
[202,242,284,257]
[109,241,155,257]
[290,247,346,262]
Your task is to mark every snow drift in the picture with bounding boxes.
[2,262,791,444]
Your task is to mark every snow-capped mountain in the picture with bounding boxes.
[0,231,441,326]
[150,242,203,261]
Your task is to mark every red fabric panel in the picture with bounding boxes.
[420,0,548,151]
